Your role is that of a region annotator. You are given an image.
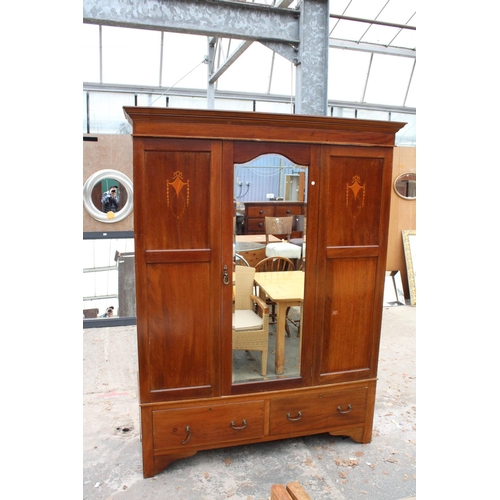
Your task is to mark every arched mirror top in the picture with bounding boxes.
[83,169,134,223]
[233,142,311,166]
[394,172,416,200]
[234,153,308,203]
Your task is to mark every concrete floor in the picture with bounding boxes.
[83,305,416,500]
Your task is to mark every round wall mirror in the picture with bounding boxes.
[394,172,416,200]
[83,169,133,223]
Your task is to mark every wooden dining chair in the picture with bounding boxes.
[255,256,295,337]
[290,215,306,270]
[255,256,295,273]
[264,216,302,263]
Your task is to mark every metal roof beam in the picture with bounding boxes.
[295,0,329,115]
[329,38,416,58]
[83,0,300,43]
[329,13,416,31]
[83,0,330,116]
[83,82,416,115]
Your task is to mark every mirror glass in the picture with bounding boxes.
[83,169,134,223]
[83,233,136,326]
[394,172,416,199]
[402,230,416,306]
[91,179,128,214]
[232,154,308,384]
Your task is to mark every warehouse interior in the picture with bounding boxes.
[81,3,418,499]
[6,1,500,500]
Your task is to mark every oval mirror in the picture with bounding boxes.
[83,169,133,223]
[394,172,416,200]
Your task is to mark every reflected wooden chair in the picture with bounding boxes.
[290,215,307,270]
[255,256,295,337]
[232,265,269,376]
[264,217,302,263]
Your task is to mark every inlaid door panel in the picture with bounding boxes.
[313,146,393,384]
[134,138,223,403]
[141,150,210,250]
[323,155,384,247]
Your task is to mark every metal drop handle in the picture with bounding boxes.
[230,419,247,430]
[181,425,191,444]
[286,411,302,421]
[223,265,230,285]
[337,404,352,414]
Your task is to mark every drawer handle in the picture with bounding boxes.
[258,222,263,227]
[337,404,352,414]
[286,411,302,421]
[181,425,191,444]
[286,210,290,214]
[259,210,263,214]
[230,419,247,430]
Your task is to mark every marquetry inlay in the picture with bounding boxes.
[166,171,190,219]
[346,175,366,217]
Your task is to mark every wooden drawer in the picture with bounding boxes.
[246,218,266,233]
[275,205,303,216]
[247,206,275,217]
[152,401,266,452]
[269,387,367,436]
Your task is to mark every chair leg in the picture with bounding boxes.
[286,307,301,337]
[270,303,277,324]
[285,307,292,337]
[261,348,268,376]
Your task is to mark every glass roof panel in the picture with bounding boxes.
[161,32,207,89]
[329,0,416,49]
[215,42,275,94]
[82,23,100,82]
[328,48,372,102]
[359,23,402,45]
[331,0,388,20]
[102,26,161,86]
[389,13,416,49]
[375,0,415,25]
[404,63,415,108]
[364,54,414,106]
[268,53,294,96]
[329,19,371,42]
[83,0,415,137]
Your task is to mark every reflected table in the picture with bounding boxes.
[253,270,304,375]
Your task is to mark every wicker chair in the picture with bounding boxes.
[232,266,269,376]
[255,256,295,337]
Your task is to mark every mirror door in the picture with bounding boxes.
[231,148,309,385]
